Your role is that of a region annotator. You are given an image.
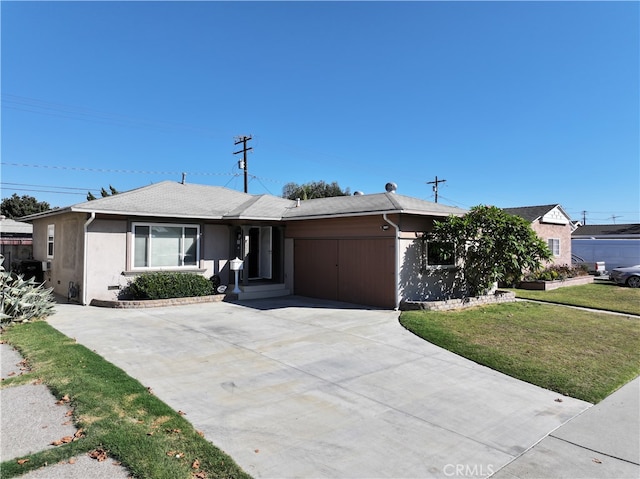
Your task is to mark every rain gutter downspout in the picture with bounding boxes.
[383,213,400,310]
[82,212,96,305]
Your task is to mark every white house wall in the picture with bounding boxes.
[398,237,459,303]
[86,219,128,302]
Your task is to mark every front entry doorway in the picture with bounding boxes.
[247,226,272,280]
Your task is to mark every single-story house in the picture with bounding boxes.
[0,216,34,272]
[21,181,466,309]
[572,224,640,269]
[502,204,575,266]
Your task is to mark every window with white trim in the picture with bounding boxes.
[47,224,55,258]
[548,238,560,256]
[132,223,199,269]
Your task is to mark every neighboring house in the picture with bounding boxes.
[0,216,33,272]
[503,204,574,266]
[21,181,466,309]
[572,224,640,269]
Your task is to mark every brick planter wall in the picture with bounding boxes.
[518,275,594,291]
[90,294,231,309]
[400,290,516,311]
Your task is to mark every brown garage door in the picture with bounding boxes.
[294,238,395,308]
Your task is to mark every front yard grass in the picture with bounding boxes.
[1,321,251,479]
[511,281,640,316]
[400,301,640,404]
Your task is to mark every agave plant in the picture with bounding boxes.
[1,255,55,324]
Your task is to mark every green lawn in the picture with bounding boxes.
[400,301,640,404]
[1,322,251,479]
[511,281,640,316]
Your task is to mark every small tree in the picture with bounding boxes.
[428,205,552,297]
[87,185,119,201]
[282,181,350,200]
[0,194,51,219]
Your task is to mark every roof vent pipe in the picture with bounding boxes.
[181,172,186,184]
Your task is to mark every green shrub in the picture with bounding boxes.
[1,265,56,323]
[523,264,589,282]
[125,272,214,300]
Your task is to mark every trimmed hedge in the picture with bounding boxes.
[126,272,214,300]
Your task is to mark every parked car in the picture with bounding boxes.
[610,265,640,288]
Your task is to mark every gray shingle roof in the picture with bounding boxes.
[225,195,296,220]
[284,193,465,219]
[69,181,252,219]
[572,224,640,237]
[502,204,560,222]
[20,181,466,222]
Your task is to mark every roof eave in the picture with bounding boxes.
[18,207,73,222]
[284,208,463,221]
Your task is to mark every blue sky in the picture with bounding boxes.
[2,1,638,224]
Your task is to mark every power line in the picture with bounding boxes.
[1,162,286,186]
[2,93,373,178]
[2,93,234,139]
[1,182,95,191]
[1,161,230,176]
[433,194,470,209]
[0,187,86,196]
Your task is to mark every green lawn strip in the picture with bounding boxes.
[400,302,640,404]
[511,282,640,316]
[1,321,251,479]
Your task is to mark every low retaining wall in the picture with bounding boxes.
[518,275,594,291]
[400,290,516,312]
[90,294,230,309]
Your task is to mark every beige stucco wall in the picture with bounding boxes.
[85,218,128,302]
[32,215,236,304]
[32,213,86,300]
[202,224,232,285]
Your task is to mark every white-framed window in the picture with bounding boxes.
[132,223,200,269]
[422,239,456,270]
[47,224,55,258]
[548,238,560,256]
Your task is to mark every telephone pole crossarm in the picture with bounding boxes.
[426,176,447,203]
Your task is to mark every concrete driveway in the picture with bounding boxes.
[48,296,590,478]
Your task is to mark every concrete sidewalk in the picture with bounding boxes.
[0,342,130,478]
[493,376,639,478]
[45,296,596,478]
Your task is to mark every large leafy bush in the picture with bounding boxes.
[428,205,553,296]
[1,257,55,323]
[125,272,214,300]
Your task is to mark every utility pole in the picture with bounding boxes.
[233,135,252,193]
[582,210,587,225]
[426,176,446,203]
[611,215,621,224]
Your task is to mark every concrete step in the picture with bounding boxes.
[232,283,291,301]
